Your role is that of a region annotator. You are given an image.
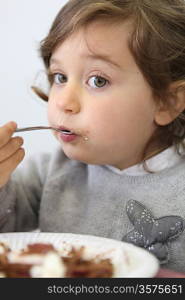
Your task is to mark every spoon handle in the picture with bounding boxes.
[15,126,61,133]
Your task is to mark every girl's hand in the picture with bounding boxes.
[0,122,25,188]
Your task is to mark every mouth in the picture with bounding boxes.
[56,126,80,143]
[59,126,77,135]
[56,125,89,143]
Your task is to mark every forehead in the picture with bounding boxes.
[51,20,134,66]
[84,20,132,52]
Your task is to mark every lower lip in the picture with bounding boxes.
[59,133,78,142]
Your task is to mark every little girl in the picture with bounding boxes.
[0,0,185,273]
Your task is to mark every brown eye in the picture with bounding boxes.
[88,76,108,88]
[53,73,67,84]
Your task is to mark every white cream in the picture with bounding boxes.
[110,247,130,277]
[0,272,5,278]
[30,252,66,278]
[0,245,6,255]
[7,252,45,265]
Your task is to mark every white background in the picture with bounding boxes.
[0,0,67,157]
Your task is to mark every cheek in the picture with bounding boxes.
[47,100,54,122]
[90,99,156,145]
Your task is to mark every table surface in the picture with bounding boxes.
[156,268,185,278]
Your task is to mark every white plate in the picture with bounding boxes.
[0,232,159,277]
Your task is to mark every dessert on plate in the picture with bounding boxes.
[0,241,125,278]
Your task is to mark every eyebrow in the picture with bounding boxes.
[50,54,121,70]
[84,54,121,70]
[50,57,61,66]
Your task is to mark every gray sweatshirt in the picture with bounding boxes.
[0,146,185,272]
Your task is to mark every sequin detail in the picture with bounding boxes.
[122,199,185,264]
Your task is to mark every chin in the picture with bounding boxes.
[62,148,100,165]
[62,148,88,163]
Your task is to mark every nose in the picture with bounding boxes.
[55,83,81,114]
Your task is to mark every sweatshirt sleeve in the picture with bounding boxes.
[0,152,50,232]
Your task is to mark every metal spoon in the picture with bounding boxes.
[15,126,62,133]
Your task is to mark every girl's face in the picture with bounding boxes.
[48,21,159,169]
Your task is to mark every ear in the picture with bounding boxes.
[154,81,185,126]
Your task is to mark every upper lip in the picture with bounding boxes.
[58,126,76,134]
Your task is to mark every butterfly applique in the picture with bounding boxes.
[122,199,185,263]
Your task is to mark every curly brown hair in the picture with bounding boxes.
[33,0,185,160]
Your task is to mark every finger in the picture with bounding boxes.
[0,148,25,187]
[0,137,24,162]
[0,122,17,148]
